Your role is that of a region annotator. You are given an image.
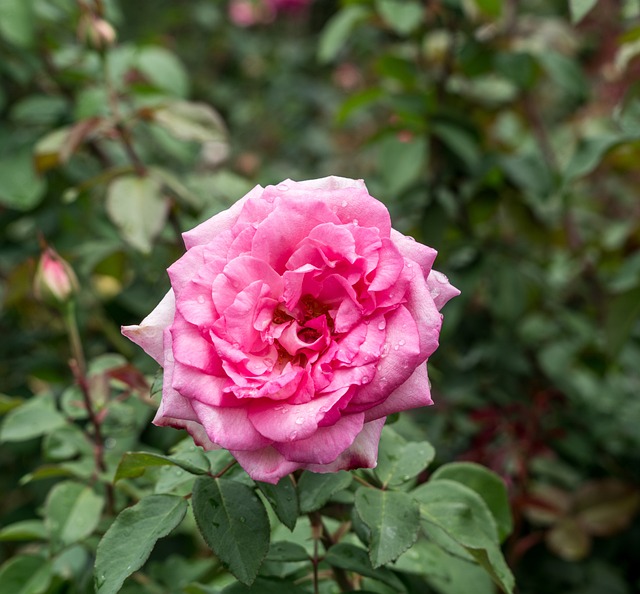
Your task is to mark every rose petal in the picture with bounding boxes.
[427,269,461,311]
[305,418,386,473]
[182,184,265,249]
[121,290,175,365]
[230,446,301,484]
[391,228,437,276]
[275,412,365,464]
[363,363,432,422]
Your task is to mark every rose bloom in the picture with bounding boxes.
[123,177,458,483]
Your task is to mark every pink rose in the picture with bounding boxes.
[122,177,458,483]
[34,246,79,306]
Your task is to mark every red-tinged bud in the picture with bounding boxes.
[78,14,117,50]
[34,247,79,307]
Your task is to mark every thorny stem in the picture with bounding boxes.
[309,511,355,592]
[212,460,237,479]
[64,301,115,514]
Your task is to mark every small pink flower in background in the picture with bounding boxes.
[34,246,79,306]
[123,176,458,483]
[228,0,311,26]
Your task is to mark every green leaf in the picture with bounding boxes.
[355,488,420,567]
[0,393,66,443]
[257,477,299,531]
[115,451,210,482]
[569,0,598,23]
[297,470,352,513]
[221,577,308,594]
[376,0,423,35]
[136,46,190,97]
[0,147,46,211]
[0,393,24,415]
[474,0,503,18]
[431,462,513,542]
[0,555,52,594]
[153,101,227,144]
[105,174,169,253]
[192,477,270,586]
[324,543,406,592]
[266,541,309,562]
[432,121,482,171]
[377,135,428,196]
[45,481,104,548]
[318,5,370,63]
[605,286,640,356]
[0,520,48,541]
[564,134,626,180]
[413,479,514,594]
[0,0,35,47]
[95,494,188,594]
[375,428,435,487]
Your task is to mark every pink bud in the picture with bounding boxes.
[34,247,79,306]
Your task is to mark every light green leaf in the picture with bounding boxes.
[0,555,51,594]
[569,0,598,23]
[0,393,66,443]
[153,101,227,144]
[377,135,428,196]
[432,462,513,542]
[45,481,104,548]
[413,479,514,593]
[0,393,24,415]
[355,488,420,567]
[115,451,210,482]
[136,46,190,97]
[376,0,423,35]
[318,5,370,63]
[375,428,435,487]
[0,520,48,542]
[324,543,406,592]
[192,477,270,586]
[564,134,626,180]
[297,470,352,513]
[257,477,299,531]
[105,174,169,253]
[0,147,47,211]
[0,0,35,47]
[95,494,188,594]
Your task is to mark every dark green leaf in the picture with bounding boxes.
[266,541,309,562]
[0,555,51,594]
[432,462,513,542]
[0,393,66,443]
[605,286,640,356]
[257,477,299,531]
[355,488,420,567]
[324,543,406,592]
[115,451,210,482]
[564,134,626,180]
[413,479,514,593]
[297,470,352,513]
[192,477,270,585]
[374,428,435,487]
[221,577,308,594]
[95,494,188,594]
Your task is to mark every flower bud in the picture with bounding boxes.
[78,14,117,50]
[34,247,79,307]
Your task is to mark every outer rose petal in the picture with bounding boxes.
[182,184,265,249]
[121,290,175,365]
[428,269,461,311]
[230,446,301,484]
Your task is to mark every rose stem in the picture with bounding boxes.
[309,511,355,592]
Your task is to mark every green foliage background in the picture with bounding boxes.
[1,0,640,593]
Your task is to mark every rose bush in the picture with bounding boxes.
[123,176,458,483]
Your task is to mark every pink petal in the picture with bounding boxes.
[121,290,175,365]
[427,269,461,311]
[368,238,404,292]
[305,418,386,474]
[364,363,432,422]
[230,446,301,484]
[182,184,265,249]
[275,413,365,464]
[191,400,273,450]
[390,229,437,276]
[281,177,392,237]
[171,311,222,374]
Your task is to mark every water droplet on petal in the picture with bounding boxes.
[295,417,304,425]
[352,219,359,226]
[398,339,405,346]
[197,295,205,304]
[166,352,174,362]
[394,344,399,351]
[277,183,289,191]
[341,200,347,207]
[289,430,298,441]
[378,320,386,330]
[361,376,369,384]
